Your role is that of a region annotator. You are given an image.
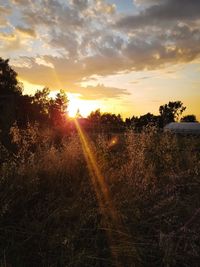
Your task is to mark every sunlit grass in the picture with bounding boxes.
[0,124,200,266]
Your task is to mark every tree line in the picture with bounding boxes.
[0,57,198,138]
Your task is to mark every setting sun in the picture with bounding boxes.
[67,93,102,118]
[1,1,200,266]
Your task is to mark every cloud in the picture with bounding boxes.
[0,32,22,52]
[71,0,89,9]
[0,5,11,27]
[118,0,200,29]
[94,0,116,14]
[7,0,117,58]
[14,20,200,91]
[78,84,130,100]
[1,0,200,95]
[134,0,161,6]
[14,55,125,88]
[11,0,29,4]
[16,26,36,37]
[0,27,35,54]
[14,56,130,99]
[49,31,79,58]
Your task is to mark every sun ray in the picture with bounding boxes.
[74,119,138,266]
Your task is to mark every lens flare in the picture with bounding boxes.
[108,136,119,148]
[74,119,138,266]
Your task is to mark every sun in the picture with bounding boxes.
[68,104,79,118]
[67,93,102,118]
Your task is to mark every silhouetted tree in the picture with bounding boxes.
[101,113,122,125]
[181,115,198,123]
[159,101,186,127]
[87,109,102,130]
[16,95,34,127]
[88,110,124,132]
[29,87,52,125]
[49,90,69,127]
[125,117,132,128]
[126,113,160,131]
[0,58,24,144]
[127,116,138,129]
[88,109,101,122]
[0,57,22,95]
[0,57,70,135]
[101,113,124,132]
[33,87,50,114]
[138,113,159,129]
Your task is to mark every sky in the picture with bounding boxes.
[0,0,200,118]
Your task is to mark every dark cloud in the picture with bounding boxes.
[49,31,79,58]
[71,0,89,10]
[117,0,200,29]
[134,0,160,6]
[22,0,84,29]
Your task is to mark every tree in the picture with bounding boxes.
[30,87,51,124]
[126,113,160,131]
[159,101,186,127]
[88,109,101,123]
[137,113,160,129]
[49,90,69,127]
[100,112,124,132]
[181,115,198,123]
[87,110,124,132]
[0,58,24,143]
[33,87,50,114]
[0,57,22,95]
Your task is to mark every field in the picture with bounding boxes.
[0,124,200,267]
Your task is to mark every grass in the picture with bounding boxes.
[0,123,200,267]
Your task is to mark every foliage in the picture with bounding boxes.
[87,109,124,132]
[48,89,69,127]
[0,57,22,95]
[0,126,200,267]
[0,57,69,133]
[159,101,186,126]
[126,113,160,131]
[181,114,198,123]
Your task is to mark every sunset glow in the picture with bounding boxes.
[1,0,200,118]
[1,1,200,265]
[67,93,102,118]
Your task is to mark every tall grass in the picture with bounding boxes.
[0,124,200,266]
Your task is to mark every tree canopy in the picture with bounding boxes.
[0,57,69,133]
[0,57,22,95]
[159,101,186,126]
[181,115,198,123]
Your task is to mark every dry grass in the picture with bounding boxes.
[0,124,200,267]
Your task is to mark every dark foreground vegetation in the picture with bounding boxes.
[1,126,200,267]
[0,57,200,266]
